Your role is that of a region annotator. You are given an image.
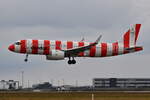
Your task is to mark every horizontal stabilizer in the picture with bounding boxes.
[125,46,143,52]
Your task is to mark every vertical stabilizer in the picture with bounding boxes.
[123,24,141,48]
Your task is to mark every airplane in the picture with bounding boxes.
[8,24,143,64]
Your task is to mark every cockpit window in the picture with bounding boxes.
[15,42,21,45]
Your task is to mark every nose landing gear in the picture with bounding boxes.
[68,57,76,65]
[24,54,28,62]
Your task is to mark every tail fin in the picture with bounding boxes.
[123,24,141,48]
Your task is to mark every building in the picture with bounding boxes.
[0,80,19,90]
[93,78,150,89]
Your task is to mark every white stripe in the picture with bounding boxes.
[118,43,124,54]
[130,24,136,47]
[107,43,113,56]
[95,44,101,57]
[61,41,67,50]
[100,43,102,57]
[14,40,21,53]
[50,40,55,50]
[73,41,78,48]
[84,42,90,57]
[38,40,44,54]
[26,39,32,54]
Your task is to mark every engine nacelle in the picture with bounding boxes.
[46,50,65,60]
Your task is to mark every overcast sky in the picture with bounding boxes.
[0,0,150,87]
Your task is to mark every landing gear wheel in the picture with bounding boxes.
[67,57,76,65]
[24,54,29,62]
[24,59,28,62]
[68,60,72,65]
[72,60,76,64]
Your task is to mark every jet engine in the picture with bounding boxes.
[46,50,65,60]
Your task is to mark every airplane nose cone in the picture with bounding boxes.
[8,44,15,51]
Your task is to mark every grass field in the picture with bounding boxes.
[0,91,150,100]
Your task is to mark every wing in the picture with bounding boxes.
[62,35,102,56]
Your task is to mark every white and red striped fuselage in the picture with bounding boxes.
[9,39,142,57]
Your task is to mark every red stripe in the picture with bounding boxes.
[55,40,61,50]
[44,40,50,55]
[78,42,84,56]
[32,40,38,54]
[112,42,118,56]
[101,43,107,57]
[135,24,141,45]
[89,43,96,57]
[20,40,26,53]
[67,41,73,49]
[124,30,130,53]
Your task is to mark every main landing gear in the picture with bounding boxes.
[24,54,28,62]
[68,57,76,65]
